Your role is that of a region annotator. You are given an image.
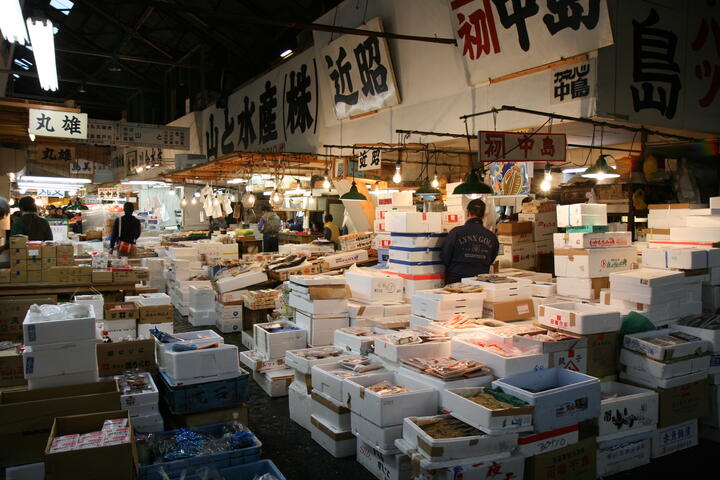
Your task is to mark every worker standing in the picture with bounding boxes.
[10,196,53,241]
[259,205,281,252]
[440,198,499,284]
[323,213,340,248]
[110,202,142,256]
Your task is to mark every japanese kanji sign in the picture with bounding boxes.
[357,148,382,171]
[319,17,401,120]
[202,48,319,161]
[78,119,189,149]
[551,58,595,104]
[28,109,88,139]
[37,145,75,162]
[448,0,613,85]
[479,130,566,162]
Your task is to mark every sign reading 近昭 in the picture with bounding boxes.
[29,109,88,139]
[479,131,566,162]
[448,0,613,85]
[319,17,401,120]
[357,148,382,171]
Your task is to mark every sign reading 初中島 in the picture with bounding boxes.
[357,148,382,171]
[479,131,566,162]
[319,17,401,120]
[28,109,88,139]
[448,0,613,85]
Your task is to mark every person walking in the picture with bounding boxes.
[110,202,142,256]
[259,205,281,252]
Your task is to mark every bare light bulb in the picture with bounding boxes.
[540,172,552,192]
[191,197,197,205]
[168,189,176,196]
[136,166,143,173]
[230,195,236,202]
[181,198,187,207]
[323,177,331,189]
[431,174,439,189]
[392,165,402,184]
[194,191,201,198]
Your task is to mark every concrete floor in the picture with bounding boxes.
[174,313,718,479]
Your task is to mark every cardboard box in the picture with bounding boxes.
[9,235,28,248]
[91,270,114,283]
[138,304,173,323]
[519,211,558,240]
[0,349,26,388]
[0,296,57,334]
[96,339,157,377]
[26,270,42,283]
[497,232,534,246]
[554,247,636,278]
[10,269,27,283]
[170,403,248,429]
[525,435,596,480]
[44,410,137,480]
[41,244,57,258]
[517,424,579,458]
[0,381,120,468]
[656,379,709,428]
[56,256,75,266]
[497,221,533,235]
[9,257,27,269]
[55,245,73,257]
[483,298,534,322]
[104,303,139,321]
[0,268,9,283]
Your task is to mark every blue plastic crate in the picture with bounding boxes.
[159,371,250,415]
[139,423,262,480]
[185,460,286,480]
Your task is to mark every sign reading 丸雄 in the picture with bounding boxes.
[29,109,88,139]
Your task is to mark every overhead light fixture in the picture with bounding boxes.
[416,177,442,196]
[26,18,59,91]
[136,166,144,173]
[180,198,187,207]
[340,181,367,202]
[18,182,79,191]
[431,173,440,189]
[241,191,256,208]
[1,0,29,44]
[392,161,402,184]
[168,188,176,196]
[227,178,246,184]
[540,165,552,192]
[322,172,331,190]
[21,176,91,184]
[121,180,168,186]
[270,189,284,208]
[581,154,620,180]
[78,82,87,93]
[191,197,197,205]
[280,49,293,59]
[452,169,493,195]
[193,191,201,198]
[561,166,588,174]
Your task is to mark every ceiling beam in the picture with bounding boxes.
[55,47,202,69]
[7,91,126,109]
[1,69,160,91]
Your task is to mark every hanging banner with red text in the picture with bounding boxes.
[479,131,566,162]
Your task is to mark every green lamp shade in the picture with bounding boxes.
[582,154,620,179]
[415,177,442,195]
[340,181,367,201]
[453,170,493,195]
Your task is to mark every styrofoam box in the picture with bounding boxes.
[215,270,268,293]
[389,246,442,263]
[344,371,437,427]
[188,307,216,327]
[531,282,556,298]
[516,424,579,457]
[155,329,223,365]
[5,462,45,480]
[651,419,698,458]
[411,289,485,319]
[375,191,414,207]
[556,203,607,228]
[642,247,708,270]
[103,317,137,332]
[27,370,98,390]
[553,232,632,250]
[554,247,636,278]
[138,322,173,339]
[402,414,516,462]
[311,362,387,404]
[289,381,312,430]
[23,339,99,378]
[295,311,349,347]
[538,302,621,335]
[374,219,387,233]
[387,212,442,233]
[597,430,653,477]
[310,414,356,458]
[289,293,348,316]
[554,276,605,300]
[598,382,659,440]
[492,368,601,433]
[163,344,240,385]
[670,226,720,243]
[356,437,411,480]
[216,303,243,320]
[399,366,492,393]
[373,336,451,364]
[460,275,533,302]
[441,387,533,434]
[74,294,104,320]
[673,322,720,352]
[312,388,351,431]
[619,368,708,390]
[388,259,445,275]
[351,412,402,452]
[376,206,417,220]
[407,452,524,480]
[620,347,711,380]
[104,329,137,343]
[189,286,215,310]
[254,321,307,360]
[117,371,159,410]
[132,412,164,433]
[23,304,96,346]
[390,232,447,248]
[345,270,405,304]
[400,275,446,299]
[333,327,379,355]
[622,328,711,361]
[285,348,355,375]
[451,338,548,378]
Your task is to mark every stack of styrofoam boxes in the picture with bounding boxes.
[22,303,99,389]
[409,288,485,329]
[607,268,691,328]
[188,285,216,326]
[288,275,349,347]
[443,182,472,233]
[134,293,173,337]
[647,202,709,245]
[216,299,243,333]
[103,302,138,341]
[142,258,166,293]
[497,221,536,270]
[373,191,415,246]
[513,328,589,373]
[554,203,635,301]
[518,200,557,258]
[499,268,557,314]
[461,274,535,322]
[116,371,164,433]
[385,211,445,298]
[344,268,409,329]
[173,279,212,316]
[251,320,305,397]
[620,329,711,458]
[197,241,239,263]
[74,294,104,323]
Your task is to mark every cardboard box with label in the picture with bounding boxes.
[526,436,596,480]
[519,211,557,240]
[483,298,534,322]
[96,339,157,377]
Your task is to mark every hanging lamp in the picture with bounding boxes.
[340,180,367,201]
[453,169,493,194]
[581,154,619,180]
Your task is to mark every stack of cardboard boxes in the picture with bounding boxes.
[2,236,76,284]
[518,199,558,258]
[497,221,536,270]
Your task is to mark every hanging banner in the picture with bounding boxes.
[357,148,382,171]
[319,17,401,120]
[479,131,566,162]
[201,48,320,161]
[448,0,613,85]
[28,109,88,139]
[82,119,189,150]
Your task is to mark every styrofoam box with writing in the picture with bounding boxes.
[356,437,411,480]
[554,247,636,278]
[651,419,698,458]
[516,424,579,457]
[598,382,659,440]
[597,430,653,477]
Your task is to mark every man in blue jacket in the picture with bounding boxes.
[441,198,499,284]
